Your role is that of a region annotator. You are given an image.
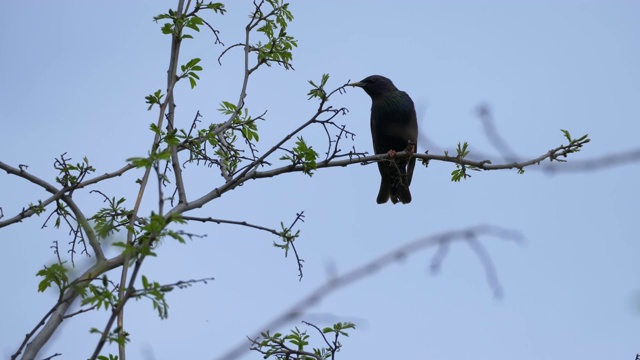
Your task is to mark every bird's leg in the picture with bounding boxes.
[387,149,397,159]
[406,140,416,157]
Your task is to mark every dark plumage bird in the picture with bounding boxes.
[349,75,418,204]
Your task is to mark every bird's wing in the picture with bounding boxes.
[372,92,418,151]
[395,91,418,144]
[400,91,418,185]
[371,91,419,185]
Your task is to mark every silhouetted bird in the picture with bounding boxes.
[349,75,418,204]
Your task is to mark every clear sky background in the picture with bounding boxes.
[1,1,639,359]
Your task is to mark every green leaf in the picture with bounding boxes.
[218,101,237,114]
[185,57,201,68]
[204,2,226,14]
[160,23,173,35]
[127,157,152,169]
[283,137,318,176]
[451,169,463,182]
[576,133,589,142]
[320,73,329,87]
[144,89,164,110]
[36,263,69,293]
[150,123,161,134]
[456,141,470,158]
[307,74,329,100]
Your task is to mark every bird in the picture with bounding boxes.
[349,75,418,204]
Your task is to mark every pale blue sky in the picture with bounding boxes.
[1,1,639,359]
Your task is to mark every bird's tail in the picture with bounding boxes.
[392,164,412,204]
[376,179,391,204]
[377,175,412,204]
[394,183,412,204]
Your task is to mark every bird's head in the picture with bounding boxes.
[348,75,398,97]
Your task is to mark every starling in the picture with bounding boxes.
[349,75,418,204]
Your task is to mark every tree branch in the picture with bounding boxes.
[183,211,306,280]
[216,224,523,360]
[0,162,135,228]
[19,253,126,360]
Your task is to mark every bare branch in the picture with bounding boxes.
[0,160,105,262]
[466,236,503,298]
[216,224,523,360]
[217,43,244,65]
[250,135,588,180]
[200,17,224,46]
[11,305,58,360]
[20,253,126,360]
[183,211,306,279]
[183,216,282,235]
[302,321,333,350]
[0,162,135,229]
[476,104,518,161]
[542,147,640,173]
[41,353,62,360]
[131,277,215,297]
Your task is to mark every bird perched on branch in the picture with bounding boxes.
[349,75,418,204]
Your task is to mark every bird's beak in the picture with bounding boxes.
[348,81,364,88]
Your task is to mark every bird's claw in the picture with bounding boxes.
[406,141,416,157]
[387,149,396,159]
